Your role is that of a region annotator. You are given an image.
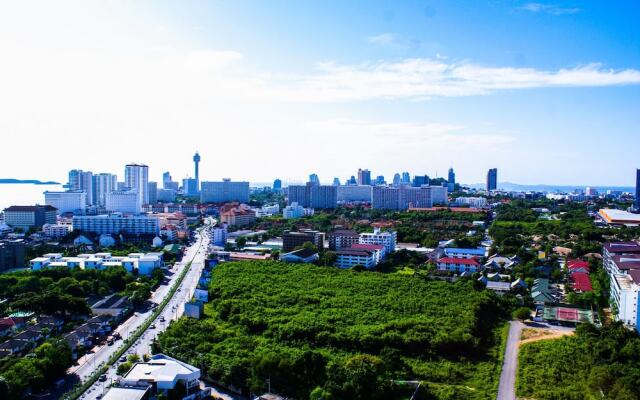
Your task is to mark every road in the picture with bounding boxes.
[496,321,522,400]
[73,228,210,400]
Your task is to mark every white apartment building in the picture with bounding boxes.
[125,163,149,207]
[68,169,94,205]
[211,225,227,246]
[372,185,446,210]
[29,251,163,275]
[335,249,376,269]
[106,190,141,214]
[610,273,640,329]
[359,227,397,254]
[43,223,72,238]
[455,197,487,208]
[283,202,305,219]
[44,191,87,214]
[72,214,159,235]
[93,173,117,207]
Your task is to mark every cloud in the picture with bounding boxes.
[520,3,580,15]
[265,59,640,102]
[368,33,398,46]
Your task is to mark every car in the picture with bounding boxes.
[107,339,114,346]
[159,316,165,322]
[150,324,156,329]
[98,374,107,382]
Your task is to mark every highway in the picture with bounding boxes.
[72,227,210,400]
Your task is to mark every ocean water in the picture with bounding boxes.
[0,183,64,211]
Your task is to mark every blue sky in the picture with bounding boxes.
[0,1,638,186]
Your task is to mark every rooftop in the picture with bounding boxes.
[603,241,640,254]
[123,354,199,385]
[4,205,57,212]
[438,257,480,266]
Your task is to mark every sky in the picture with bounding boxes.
[0,1,639,186]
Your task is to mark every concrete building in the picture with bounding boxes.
[147,181,158,204]
[328,230,360,251]
[211,225,227,246]
[308,173,320,185]
[219,204,256,226]
[280,248,319,263]
[182,178,199,197]
[455,197,487,208]
[156,188,176,203]
[106,190,141,214]
[635,168,640,211]
[125,163,149,208]
[43,223,72,238]
[282,229,324,252]
[603,242,640,331]
[372,185,445,210]
[412,175,429,187]
[200,179,250,203]
[68,169,94,205]
[598,209,640,227]
[448,168,456,185]
[3,205,57,230]
[437,257,481,273]
[444,247,487,259]
[335,249,376,269]
[287,185,337,209]
[337,185,372,203]
[72,214,159,235]
[92,173,117,207]
[44,191,87,214]
[359,227,396,254]
[357,168,371,185]
[0,240,25,271]
[273,178,282,191]
[486,168,498,191]
[282,202,305,219]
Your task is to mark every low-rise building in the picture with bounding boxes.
[328,230,360,251]
[219,204,256,226]
[72,213,160,235]
[280,248,319,263]
[359,227,396,254]
[44,191,87,214]
[282,229,325,252]
[3,205,57,231]
[42,223,72,238]
[120,354,204,398]
[0,239,26,271]
[444,247,486,259]
[437,257,480,273]
[335,248,376,269]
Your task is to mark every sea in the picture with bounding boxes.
[0,183,64,212]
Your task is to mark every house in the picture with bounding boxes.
[0,317,26,337]
[350,243,385,264]
[0,339,28,357]
[73,235,94,246]
[570,271,593,293]
[484,254,519,270]
[437,257,480,273]
[14,329,42,345]
[531,278,555,304]
[511,278,528,290]
[279,248,319,264]
[486,281,512,294]
[567,259,590,273]
[90,294,131,320]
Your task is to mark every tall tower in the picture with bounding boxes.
[125,163,149,207]
[193,152,201,191]
[635,168,640,211]
[486,168,498,191]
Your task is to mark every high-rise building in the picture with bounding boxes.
[44,191,87,214]
[193,152,201,192]
[486,168,498,191]
[308,174,320,186]
[635,169,640,211]
[3,205,57,231]
[392,173,401,186]
[183,178,199,196]
[93,173,117,207]
[106,190,141,214]
[332,177,341,186]
[287,185,337,209]
[347,176,357,185]
[148,182,158,204]
[372,185,446,210]
[200,179,250,203]
[413,175,430,187]
[273,178,282,191]
[375,176,385,185]
[72,214,159,235]
[125,164,149,207]
[68,169,94,205]
[337,186,372,203]
[357,169,372,185]
[448,168,456,185]
[401,172,411,184]
[162,172,172,184]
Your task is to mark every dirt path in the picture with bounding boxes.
[519,328,573,346]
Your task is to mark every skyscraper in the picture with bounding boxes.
[413,175,429,187]
[125,163,149,207]
[448,168,456,185]
[332,177,341,186]
[392,173,401,186]
[357,168,372,185]
[309,174,320,186]
[68,169,94,205]
[487,168,498,191]
[93,173,117,207]
[635,168,640,211]
[273,178,282,191]
[375,175,385,185]
[148,181,158,204]
[401,172,411,184]
[193,152,201,192]
[162,172,172,185]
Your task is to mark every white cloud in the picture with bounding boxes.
[368,33,398,47]
[520,3,580,15]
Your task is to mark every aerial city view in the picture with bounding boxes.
[1,2,640,400]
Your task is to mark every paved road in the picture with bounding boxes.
[75,228,210,400]
[496,321,523,400]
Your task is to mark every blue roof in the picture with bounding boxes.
[445,247,486,256]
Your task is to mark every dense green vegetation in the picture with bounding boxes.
[156,261,512,399]
[0,339,72,399]
[517,323,640,400]
[0,266,164,317]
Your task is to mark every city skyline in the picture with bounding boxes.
[1,1,639,186]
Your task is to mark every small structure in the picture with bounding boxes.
[543,306,598,326]
[90,294,130,320]
[184,301,204,319]
[152,236,163,248]
[120,354,205,398]
[437,257,480,273]
[279,248,319,264]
